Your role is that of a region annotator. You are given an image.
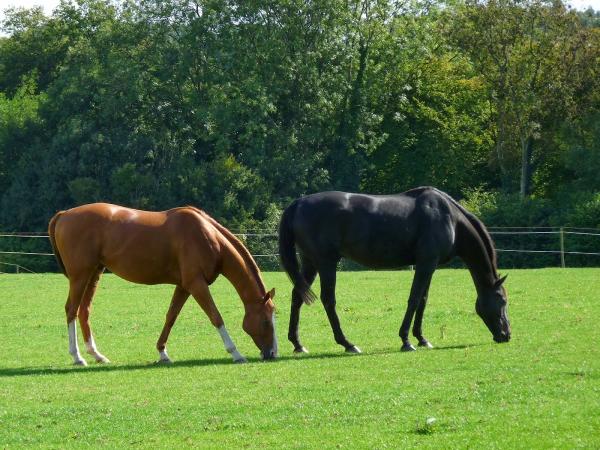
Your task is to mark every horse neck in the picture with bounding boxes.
[456,220,497,295]
[219,236,266,306]
[192,207,266,305]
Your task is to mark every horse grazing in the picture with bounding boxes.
[48,203,277,366]
[279,187,510,354]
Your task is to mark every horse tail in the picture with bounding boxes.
[48,211,67,277]
[278,200,316,305]
[432,187,498,273]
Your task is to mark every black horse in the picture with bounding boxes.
[279,187,511,354]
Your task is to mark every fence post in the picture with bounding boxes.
[560,227,565,268]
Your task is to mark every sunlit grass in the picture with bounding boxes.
[0,269,598,448]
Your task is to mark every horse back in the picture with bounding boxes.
[292,189,457,267]
[52,203,221,285]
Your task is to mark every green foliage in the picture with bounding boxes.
[568,192,600,228]
[110,163,154,208]
[0,0,599,271]
[176,154,269,224]
[461,189,600,267]
[0,74,44,196]
[68,176,102,204]
[1,270,599,447]
[559,110,600,193]
[447,0,598,197]
[462,189,554,227]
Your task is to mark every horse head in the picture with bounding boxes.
[243,288,277,360]
[476,275,511,343]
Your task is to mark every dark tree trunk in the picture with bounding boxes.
[520,136,534,198]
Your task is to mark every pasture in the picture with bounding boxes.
[0,269,598,448]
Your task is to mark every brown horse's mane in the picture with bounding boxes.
[185,206,266,296]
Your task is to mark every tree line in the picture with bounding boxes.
[1,0,599,271]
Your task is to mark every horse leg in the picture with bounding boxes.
[412,286,434,349]
[184,278,247,363]
[78,267,111,363]
[399,261,436,352]
[65,276,91,366]
[319,262,361,354]
[288,258,317,354]
[155,286,190,364]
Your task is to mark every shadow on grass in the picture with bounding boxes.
[0,357,235,378]
[0,342,485,378]
[269,342,485,362]
[431,343,484,351]
[0,352,353,378]
[0,351,372,377]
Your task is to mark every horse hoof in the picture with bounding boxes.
[418,340,434,349]
[293,346,309,354]
[156,358,173,365]
[234,357,248,364]
[95,355,111,363]
[345,346,362,354]
[73,359,87,366]
[401,343,416,352]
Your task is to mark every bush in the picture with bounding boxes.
[461,189,600,268]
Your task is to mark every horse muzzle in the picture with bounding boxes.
[261,347,277,360]
[493,317,511,343]
[493,332,511,343]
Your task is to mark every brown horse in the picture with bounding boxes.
[48,203,277,366]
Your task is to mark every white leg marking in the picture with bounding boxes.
[85,335,110,363]
[218,325,246,363]
[272,312,278,358]
[68,321,87,366]
[158,349,172,364]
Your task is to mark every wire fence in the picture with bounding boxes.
[488,227,600,268]
[1,227,599,273]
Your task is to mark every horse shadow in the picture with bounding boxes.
[0,352,347,378]
[0,343,484,378]
[0,357,233,378]
[431,343,482,351]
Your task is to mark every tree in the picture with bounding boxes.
[363,2,495,196]
[448,0,595,198]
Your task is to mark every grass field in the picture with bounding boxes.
[0,269,599,448]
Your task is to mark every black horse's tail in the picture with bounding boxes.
[48,211,67,277]
[278,200,316,305]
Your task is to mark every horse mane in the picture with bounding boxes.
[428,188,499,278]
[186,206,266,295]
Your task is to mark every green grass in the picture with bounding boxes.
[0,269,599,448]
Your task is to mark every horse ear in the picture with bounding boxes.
[495,274,508,288]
